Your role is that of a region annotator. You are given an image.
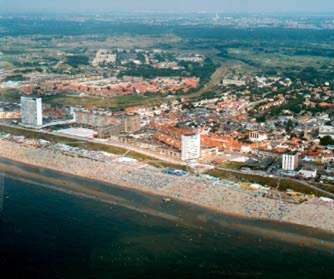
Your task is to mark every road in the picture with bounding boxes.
[0,122,186,167]
[216,166,334,199]
[56,132,186,166]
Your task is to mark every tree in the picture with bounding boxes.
[320,136,334,146]
[285,119,295,132]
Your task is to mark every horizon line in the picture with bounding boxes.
[1,10,334,16]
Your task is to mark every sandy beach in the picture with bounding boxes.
[0,140,334,235]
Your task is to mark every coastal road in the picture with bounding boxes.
[0,122,186,167]
[215,166,334,199]
[54,132,187,166]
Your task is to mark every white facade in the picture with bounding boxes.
[181,133,201,162]
[298,169,317,179]
[92,49,117,67]
[282,153,299,171]
[249,131,268,142]
[21,97,43,127]
[222,79,246,87]
[319,125,334,140]
[241,145,252,153]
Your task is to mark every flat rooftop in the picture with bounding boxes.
[57,128,97,139]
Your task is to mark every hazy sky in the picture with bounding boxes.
[1,0,334,13]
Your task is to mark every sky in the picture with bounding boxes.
[1,0,334,14]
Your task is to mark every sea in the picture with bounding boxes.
[0,161,334,279]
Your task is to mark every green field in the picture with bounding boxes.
[44,94,165,110]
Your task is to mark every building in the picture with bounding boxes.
[20,96,43,127]
[282,153,299,171]
[74,109,141,138]
[57,128,98,139]
[97,114,141,138]
[319,125,334,140]
[222,78,246,87]
[97,125,122,139]
[0,103,21,119]
[0,111,20,119]
[74,109,115,127]
[181,133,201,162]
[121,114,141,133]
[249,131,268,142]
[92,49,117,67]
[298,169,317,179]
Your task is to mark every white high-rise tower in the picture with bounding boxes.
[181,133,201,162]
[21,96,43,127]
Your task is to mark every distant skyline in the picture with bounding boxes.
[1,0,334,14]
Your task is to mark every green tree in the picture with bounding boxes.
[320,136,334,146]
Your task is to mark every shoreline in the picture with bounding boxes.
[1,157,334,252]
[0,140,334,237]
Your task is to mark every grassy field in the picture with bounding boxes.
[183,63,225,100]
[218,161,245,170]
[0,89,21,102]
[44,94,165,110]
[226,47,334,75]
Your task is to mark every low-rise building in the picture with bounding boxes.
[249,131,268,142]
[298,169,317,179]
[92,49,117,67]
[319,125,334,139]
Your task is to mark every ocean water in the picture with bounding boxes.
[0,171,334,279]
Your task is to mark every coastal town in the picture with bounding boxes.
[1,13,334,234]
[2,4,334,277]
[1,53,333,185]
